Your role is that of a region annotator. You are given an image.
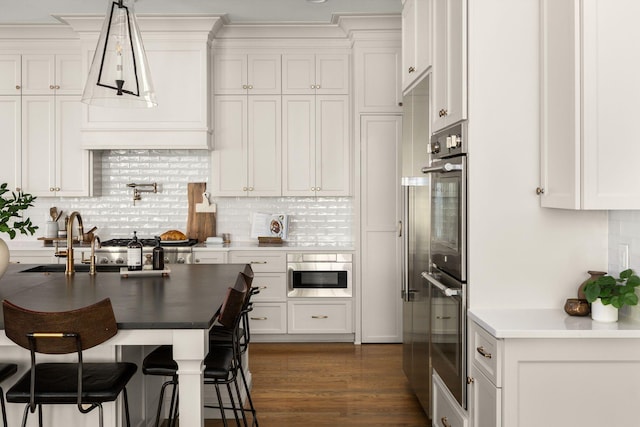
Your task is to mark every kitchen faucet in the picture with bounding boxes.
[65,211,84,275]
[81,235,101,275]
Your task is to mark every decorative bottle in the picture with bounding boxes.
[152,236,164,271]
[127,231,143,271]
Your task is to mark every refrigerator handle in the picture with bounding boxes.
[398,220,403,237]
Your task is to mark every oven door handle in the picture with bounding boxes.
[421,271,460,297]
[421,163,463,174]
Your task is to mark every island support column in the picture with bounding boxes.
[173,329,208,427]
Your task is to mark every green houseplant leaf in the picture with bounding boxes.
[0,183,38,240]
[584,269,640,309]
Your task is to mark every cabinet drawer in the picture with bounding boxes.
[229,251,286,273]
[248,303,287,334]
[469,322,501,386]
[192,251,227,264]
[251,273,286,302]
[433,371,468,427]
[287,301,352,334]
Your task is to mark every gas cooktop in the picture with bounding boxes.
[100,238,198,248]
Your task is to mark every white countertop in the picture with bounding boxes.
[469,308,640,339]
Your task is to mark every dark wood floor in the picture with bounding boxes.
[195,342,430,427]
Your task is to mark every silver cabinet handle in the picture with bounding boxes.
[441,416,452,427]
[398,220,403,237]
[258,286,268,290]
[250,317,267,321]
[421,272,460,297]
[311,315,328,319]
[477,346,492,359]
[250,261,267,264]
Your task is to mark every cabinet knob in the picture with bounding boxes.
[316,84,320,89]
[15,85,20,90]
[249,187,254,191]
[536,187,545,195]
[441,416,452,427]
[55,85,60,90]
[49,85,55,90]
[242,85,248,89]
[242,187,248,191]
[311,84,316,89]
[438,109,448,117]
[408,66,416,73]
[15,187,21,192]
[49,187,55,192]
[248,85,253,89]
[56,187,60,191]
[467,376,475,384]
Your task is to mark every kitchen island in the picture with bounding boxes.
[0,262,249,427]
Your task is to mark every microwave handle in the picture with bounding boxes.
[421,163,463,174]
[421,271,460,297]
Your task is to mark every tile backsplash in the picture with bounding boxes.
[17,150,354,246]
[609,210,640,319]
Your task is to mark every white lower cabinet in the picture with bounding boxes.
[248,302,287,334]
[433,371,468,427]
[467,319,640,427]
[287,300,352,334]
[192,249,227,264]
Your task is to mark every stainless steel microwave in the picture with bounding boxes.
[287,253,352,298]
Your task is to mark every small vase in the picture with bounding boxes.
[0,237,9,279]
[578,270,607,299]
[591,298,618,323]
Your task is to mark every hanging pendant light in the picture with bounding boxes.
[82,0,157,108]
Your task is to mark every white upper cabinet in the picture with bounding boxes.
[0,54,82,96]
[432,0,467,132]
[21,54,83,95]
[0,55,21,95]
[540,0,640,209]
[214,53,281,95]
[21,95,91,197]
[282,54,349,95]
[355,47,402,114]
[402,0,432,92]
[0,97,21,192]
[283,94,350,196]
[211,95,282,197]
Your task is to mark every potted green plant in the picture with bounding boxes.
[583,269,640,322]
[0,183,38,277]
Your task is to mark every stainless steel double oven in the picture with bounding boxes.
[421,122,467,409]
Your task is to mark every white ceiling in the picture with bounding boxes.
[0,0,402,25]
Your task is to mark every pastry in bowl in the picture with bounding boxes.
[160,230,187,241]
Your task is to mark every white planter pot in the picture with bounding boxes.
[0,237,9,279]
[591,298,619,323]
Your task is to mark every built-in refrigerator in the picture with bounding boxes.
[401,76,432,418]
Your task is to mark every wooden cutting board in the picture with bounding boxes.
[186,182,216,243]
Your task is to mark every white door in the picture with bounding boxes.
[21,54,55,95]
[282,54,315,94]
[214,54,248,95]
[315,54,350,95]
[283,95,316,196]
[211,95,248,196]
[246,54,281,94]
[361,115,402,343]
[56,96,88,196]
[22,96,55,196]
[55,54,83,95]
[0,54,21,95]
[315,95,350,196]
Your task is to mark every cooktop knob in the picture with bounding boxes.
[115,258,124,264]
[432,141,441,154]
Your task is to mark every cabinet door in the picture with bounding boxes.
[211,95,248,196]
[581,0,640,209]
[247,95,281,196]
[287,301,353,334]
[402,0,418,90]
[315,95,350,196]
[214,54,248,95]
[315,54,349,95]
[54,54,83,95]
[432,0,467,132]
[56,96,89,197]
[0,54,21,95]
[21,96,55,196]
[415,0,433,77]
[283,95,316,196]
[21,54,55,95]
[361,115,402,343]
[356,47,402,113]
[282,54,315,94]
[247,54,281,94]
[0,97,21,192]
[540,0,580,209]
[469,364,501,427]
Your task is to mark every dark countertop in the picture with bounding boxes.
[0,263,248,330]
